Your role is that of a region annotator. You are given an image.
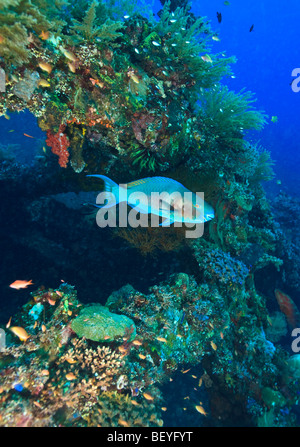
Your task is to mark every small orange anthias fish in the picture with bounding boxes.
[38,61,53,74]
[9,279,33,290]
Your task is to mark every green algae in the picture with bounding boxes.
[71,304,136,342]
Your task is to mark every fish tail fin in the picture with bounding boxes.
[87,174,120,208]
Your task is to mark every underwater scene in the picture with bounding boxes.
[0,0,300,430]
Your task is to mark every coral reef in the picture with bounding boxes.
[71,304,136,342]
[0,0,298,429]
[1,272,298,427]
[115,226,186,256]
[272,191,300,292]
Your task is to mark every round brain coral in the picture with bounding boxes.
[71,305,136,342]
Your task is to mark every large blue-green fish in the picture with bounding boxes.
[87,175,214,226]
